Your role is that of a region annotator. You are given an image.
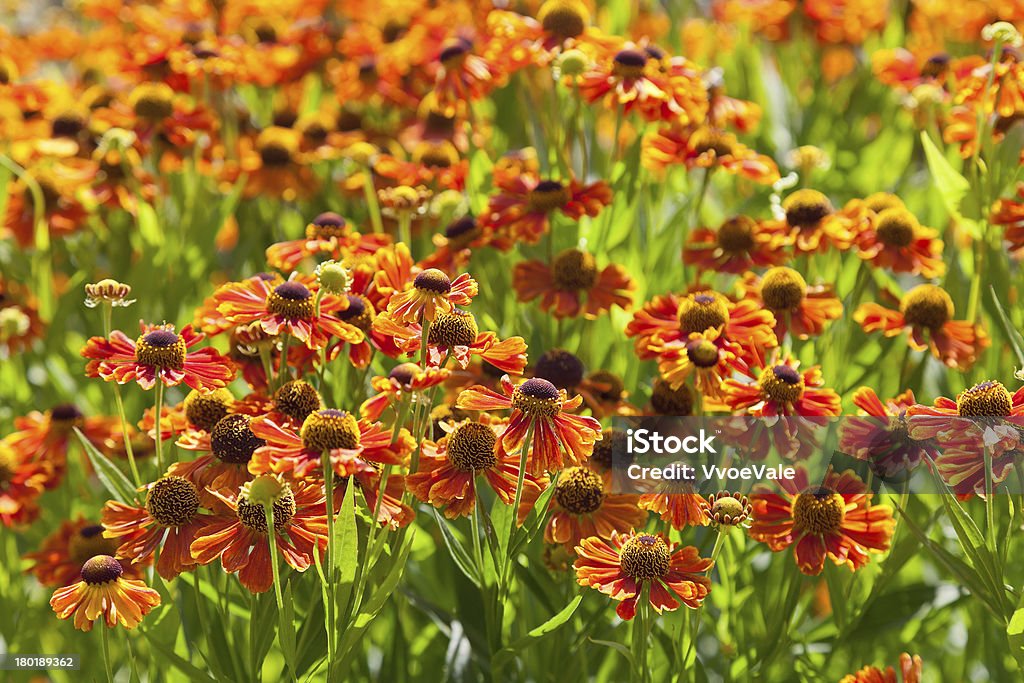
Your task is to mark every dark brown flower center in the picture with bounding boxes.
[389,362,420,389]
[875,208,917,248]
[414,269,452,294]
[237,487,296,533]
[145,475,201,527]
[686,338,720,368]
[590,428,628,470]
[612,49,647,79]
[783,189,833,229]
[690,128,736,158]
[534,348,586,390]
[551,249,598,291]
[428,309,479,347]
[759,364,804,404]
[651,378,694,416]
[306,212,348,239]
[586,370,625,402]
[538,0,589,40]
[338,294,375,332]
[554,467,605,514]
[619,534,671,579]
[274,380,323,422]
[80,555,124,585]
[445,215,480,248]
[792,488,845,535]
[210,415,265,464]
[68,525,119,565]
[446,422,498,471]
[300,409,361,452]
[899,284,953,330]
[527,180,571,213]
[135,330,186,369]
[716,216,756,252]
[50,403,85,430]
[760,267,806,311]
[267,281,316,320]
[511,378,563,417]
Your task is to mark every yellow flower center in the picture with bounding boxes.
[792,489,845,535]
[758,364,805,404]
[412,140,460,168]
[210,414,265,464]
[619,534,671,580]
[130,83,174,121]
[678,292,730,335]
[68,525,119,566]
[446,422,498,471]
[863,192,904,214]
[956,380,1013,417]
[760,267,807,311]
[538,0,589,40]
[135,330,187,369]
[899,284,953,330]
[145,476,201,527]
[716,216,756,252]
[783,189,833,229]
[510,378,563,418]
[651,378,694,415]
[551,248,598,291]
[267,281,316,320]
[80,555,124,585]
[274,380,323,422]
[301,409,361,452]
[875,208,918,248]
[429,310,479,348]
[709,494,749,526]
[526,179,571,213]
[183,388,233,432]
[554,467,605,514]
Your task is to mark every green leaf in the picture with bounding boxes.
[279,580,298,673]
[430,508,481,587]
[334,477,360,620]
[137,200,163,248]
[73,426,138,504]
[920,131,979,236]
[989,286,1024,369]
[492,595,584,667]
[141,627,218,683]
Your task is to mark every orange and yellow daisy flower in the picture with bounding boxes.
[737,267,843,341]
[991,182,1024,258]
[853,284,989,371]
[408,416,537,519]
[512,248,634,319]
[574,530,712,620]
[359,362,451,421]
[722,354,841,418]
[101,475,214,580]
[50,555,161,631]
[190,475,328,594]
[4,404,120,486]
[82,321,235,392]
[638,482,711,530]
[748,467,894,575]
[25,517,146,588]
[169,413,264,496]
[647,327,746,400]
[264,211,392,272]
[839,388,934,478]
[840,653,922,683]
[542,467,646,549]
[385,267,479,324]
[481,173,611,246]
[853,204,945,277]
[762,188,858,253]
[432,38,507,115]
[642,125,780,183]
[456,375,601,475]
[683,216,788,274]
[215,273,365,351]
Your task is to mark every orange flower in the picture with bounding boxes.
[853,203,945,277]
[512,249,634,319]
[906,381,1024,496]
[25,517,146,587]
[638,482,710,530]
[762,189,857,253]
[168,413,264,496]
[2,160,93,247]
[749,467,894,575]
[642,125,779,183]
[456,375,601,475]
[233,127,319,201]
[101,475,214,580]
[359,362,451,421]
[541,467,646,548]
[737,267,843,341]
[1,439,55,526]
[853,284,988,370]
[991,182,1024,258]
[385,268,479,324]
[432,38,507,115]
[722,354,841,418]
[408,417,537,518]
[578,47,697,123]
[481,173,611,246]
[264,211,392,272]
[190,476,328,594]
[215,273,364,351]
[249,410,414,480]
[647,327,747,400]
[840,653,922,683]
[683,216,788,274]
[81,321,236,391]
[625,290,777,363]
[574,530,712,620]
[4,404,120,487]
[839,388,935,478]
[50,555,161,631]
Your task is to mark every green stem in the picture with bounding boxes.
[262,503,297,683]
[102,304,142,487]
[153,380,165,474]
[362,165,384,234]
[502,421,534,591]
[277,333,292,390]
[100,624,114,683]
[320,450,336,673]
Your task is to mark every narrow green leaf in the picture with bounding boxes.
[140,628,218,683]
[989,286,1024,369]
[430,508,481,587]
[492,595,584,666]
[74,426,138,504]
